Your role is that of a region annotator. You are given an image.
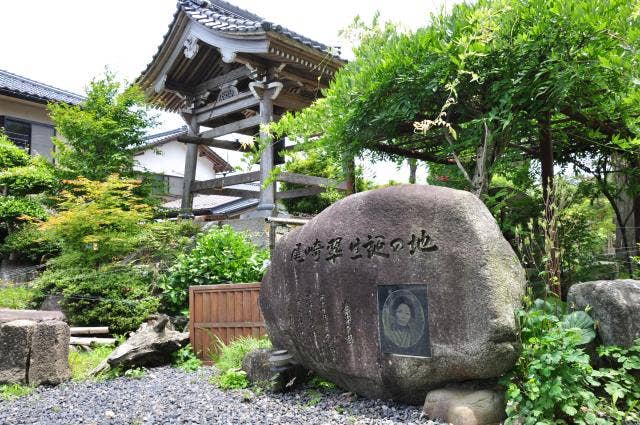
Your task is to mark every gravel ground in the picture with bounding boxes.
[0,367,440,425]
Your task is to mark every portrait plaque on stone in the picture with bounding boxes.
[377,284,430,357]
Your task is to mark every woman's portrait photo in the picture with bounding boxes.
[380,289,426,349]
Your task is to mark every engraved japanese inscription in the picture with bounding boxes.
[290,229,437,264]
[378,284,431,357]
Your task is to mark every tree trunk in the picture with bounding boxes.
[408,159,417,184]
[611,154,636,275]
[539,112,561,297]
[342,155,356,195]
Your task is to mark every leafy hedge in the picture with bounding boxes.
[34,264,159,334]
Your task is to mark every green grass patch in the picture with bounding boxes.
[212,336,271,372]
[211,336,271,390]
[68,345,114,381]
[0,284,37,309]
[0,383,33,400]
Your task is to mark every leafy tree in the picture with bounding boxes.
[271,0,640,295]
[49,72,155,180]
[39,175,152,266]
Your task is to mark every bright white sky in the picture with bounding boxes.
[0,0,456,183]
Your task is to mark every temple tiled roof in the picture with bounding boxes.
[180,0,336,54]
[0,69,84,105]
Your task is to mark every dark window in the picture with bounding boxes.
[0,117,31,153]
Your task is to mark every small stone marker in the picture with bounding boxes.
[260,185,526,404]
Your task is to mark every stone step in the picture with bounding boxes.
[0,309,66,323]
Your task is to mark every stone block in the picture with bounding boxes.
[0,320,35,384]
[28,320,71,386]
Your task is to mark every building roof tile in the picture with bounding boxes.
[0,69,85,105]
[179,0,337,56]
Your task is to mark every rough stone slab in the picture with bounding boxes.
[0,320,35,385]
[0,309,66,323]
[242,348,276,384]
[28,320,71,386]
[568,279,640,347]
[424,387,506,425]
[260,185,526,404]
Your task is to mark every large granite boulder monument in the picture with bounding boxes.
[260,185,526,404]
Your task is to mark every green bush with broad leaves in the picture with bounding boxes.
[592,342,640,423]
[171,343,202,372]
[161,226,269,314]
[504,298,640,424]
[0,196,48,227]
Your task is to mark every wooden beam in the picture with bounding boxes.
[273,90,313,111]
[199,115,263,138]
[191,171,261,192]
[276,69,326,91]
[70,337,116,346]
[277,172,347,189]
[276,186,326,199]
[70,327,109,336]
[194,187,261,198]
[194,91,259,125]
[177,135,254,152]
[164,79,196,97]
[194,66,251,95]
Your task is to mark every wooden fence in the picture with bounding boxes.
[189,283,266,364]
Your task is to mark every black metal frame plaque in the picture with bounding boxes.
[377,284,431,357]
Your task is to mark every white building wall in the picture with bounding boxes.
[134,140,217,181]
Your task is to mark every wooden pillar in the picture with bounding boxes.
[180,114,200,217]
[248,80,282,217]
[256,91,276,216]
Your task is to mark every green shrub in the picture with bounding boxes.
[132,219,200,267]
[214,336,272,372]
[0,133,30,169]
[171,343,202,372]
[34,264,159,334]
[592,340,640,423]
[0,284,37,309]
[162,226,269,314]
[504,298,640,424]
[211,336,272,390]
[215,368,249,390]
[0,196,48,227]
[0,158,57,196]
[0,224,62,263]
